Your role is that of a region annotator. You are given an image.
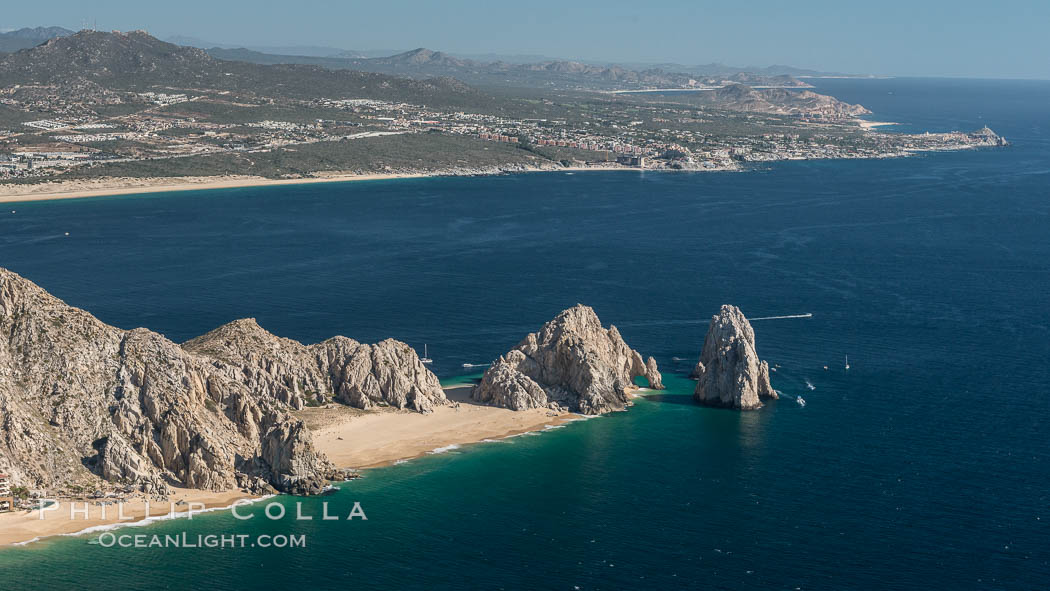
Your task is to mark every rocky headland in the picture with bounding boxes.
[692,305,778,410]
[472,305,663,414]
[0,268,443,497]
[183,318,445,413]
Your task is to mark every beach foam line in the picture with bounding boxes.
[427,444,461,454]
[11,495,275,546]
[564,414,602,422]
[502,431,539,440]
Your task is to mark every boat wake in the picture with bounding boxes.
[748,313,813,321]
[775,389,805,407]
[805,380,816,391]
[461,362,491,368]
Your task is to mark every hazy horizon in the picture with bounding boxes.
[2,0,1049,79]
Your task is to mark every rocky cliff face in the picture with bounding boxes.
[0,268,442,495]
[692,305,778,410]
[183,319,445,413]
[472,305,663,414]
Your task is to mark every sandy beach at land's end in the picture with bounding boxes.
[303,385,575,469]
[0,386,577,546]
[0,172,432,204]
[0,165,628,205]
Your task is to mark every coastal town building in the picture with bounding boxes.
[0,473,12,512]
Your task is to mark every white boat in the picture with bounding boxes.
[845,354,850,370]
[796,396,806,407]
[420,344,433,365]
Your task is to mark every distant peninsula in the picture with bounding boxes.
[0,30,1006,201]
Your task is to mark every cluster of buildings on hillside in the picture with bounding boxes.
[0,473,13,512]
[0,91,1007,181]
[138,91,189,105]
[0,151,101,174]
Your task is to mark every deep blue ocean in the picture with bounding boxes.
[0,78,1047,589]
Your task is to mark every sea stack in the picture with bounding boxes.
[692,305,778,410]
[472,304,663,414]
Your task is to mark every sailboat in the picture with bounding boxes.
[845,354,850,370]
[421,344,433,364]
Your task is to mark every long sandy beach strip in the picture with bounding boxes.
[0,387,574,546]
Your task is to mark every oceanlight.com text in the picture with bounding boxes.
[97,532,307,549]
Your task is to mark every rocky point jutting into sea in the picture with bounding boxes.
[472,304,663,414]
[0,268,443,497]
[692,305,778,410]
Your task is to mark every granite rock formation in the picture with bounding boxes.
[184,319,445,413]
[0,268,442,495]
[472,305,663,414]
[692,305,778,410]
[689,360,706,379]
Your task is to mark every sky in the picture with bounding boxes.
[3,0,1048,79]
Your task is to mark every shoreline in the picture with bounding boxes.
[0,135,1005,205]
[0,165,627,205]
[0,386,578,547]
[0,171,434,205]
[304,385,576,469]
[0,487,257,548]
[855,119,899,130]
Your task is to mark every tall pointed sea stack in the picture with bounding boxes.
[472,305,664,414]
[693,305,777,410]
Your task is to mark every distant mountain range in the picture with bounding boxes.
[0,27,866,118]
[0,26,847,88]
[624,62,836,78]
[0,26,75,52]
[165,35,841,75]
[161,35,401,59]
[204,46,815,92]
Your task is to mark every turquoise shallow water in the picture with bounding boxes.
[0,78,1048,589]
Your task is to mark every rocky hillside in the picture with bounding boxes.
[0,30,486,108]
[700,84,870,117]
[0,268,442,496]
[692,305,778,410]
[472,305,663,414]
